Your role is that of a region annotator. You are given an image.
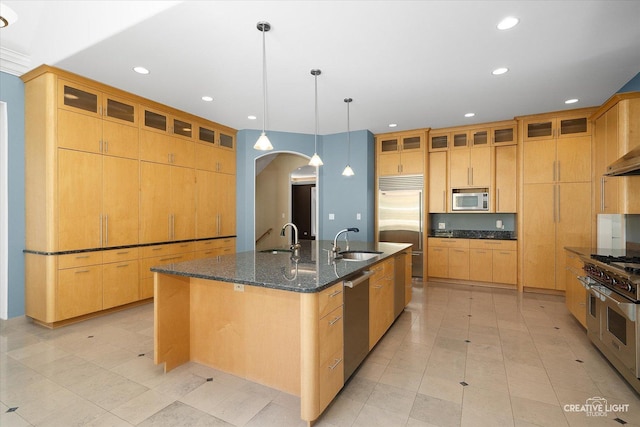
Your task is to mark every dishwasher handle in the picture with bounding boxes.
[344,270,373,288]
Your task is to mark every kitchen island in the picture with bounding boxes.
[151,240,412,425]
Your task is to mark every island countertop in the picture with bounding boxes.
[151,240,412,293]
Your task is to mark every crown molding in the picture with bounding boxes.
[0,47,31,76]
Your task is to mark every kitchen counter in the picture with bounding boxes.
[429,230,516,240]
[151,240,412,293]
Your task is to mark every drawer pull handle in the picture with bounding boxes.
[373,285,383,289]
[328,358,343,371]
[117,251,129,255]
[329,315,342,326]
[76,255,90,259]
[329,290,343,298]
[75,269,90,274]
[116,264,129,268]
[160,256,181,262]
[152,247,163,251]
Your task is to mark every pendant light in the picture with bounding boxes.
[253,21,273,151]
[308,69,323,166]
[342,98,354,176]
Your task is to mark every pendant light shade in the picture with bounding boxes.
[253,21,273,151]
[309,69,323,166]
[342,97,354,176]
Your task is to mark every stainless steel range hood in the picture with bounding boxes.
[604,145,640,176]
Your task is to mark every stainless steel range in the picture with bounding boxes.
[578,252,640,394]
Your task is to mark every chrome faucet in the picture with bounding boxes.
[280,222,301,257]
[332,227,359,256]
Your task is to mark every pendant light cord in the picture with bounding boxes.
[262,27,267,135]
[314,73,318,151]
[346,100,351,164]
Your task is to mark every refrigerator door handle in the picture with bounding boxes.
[418,191,423,250]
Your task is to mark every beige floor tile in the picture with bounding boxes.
[137,401,232,426]
[111,389,175,425]
[508,377,560,406]
[511,396,569,426]
[461,405,515,427]
[418,374,464,405]
[462,384,513,417]
[365,382,417,417]
[378,365,423,392]
[353,403,409,427]
[410,393,462,427]
[317,395,364,426]
[207,388,272,426]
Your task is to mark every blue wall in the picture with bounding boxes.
[0,72,26,318]
[618,72,640,93]
[236,128,376,253]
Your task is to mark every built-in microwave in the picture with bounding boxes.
[452,189,489,211]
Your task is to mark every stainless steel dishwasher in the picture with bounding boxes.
[343,270,373,380]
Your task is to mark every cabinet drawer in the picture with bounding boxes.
[196,238,236,251]
[102,247,139,264]
[58,251,102,269]
[140,252,194,279]
[319,348,344,411]
[428,238,469,249]
[319,306,343,365]
[318,283,343,319]
[468,239,517,250]
[103,260,139,309]
[141,242,194,258]
[57,265,102,320]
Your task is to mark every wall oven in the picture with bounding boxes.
[579,254,640,393]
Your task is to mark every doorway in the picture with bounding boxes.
[291,183,316,241]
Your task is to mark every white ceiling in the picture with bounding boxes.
[1,1,639,136]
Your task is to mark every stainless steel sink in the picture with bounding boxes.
[259,248,292,254]
[339,251,382,261]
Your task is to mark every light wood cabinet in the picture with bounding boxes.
[565,250,587,327]
[140,105,194,140]
[139,242,195,299]
[450,146,491,188]
[377,131,425,176]
[592,93,640,214]
[427,238,470,279]
[428,151,447,213]
[494,145,517,212]
[103,248,140,309]
[369,259,394,349]
[520,109,594,291]
[318,304,344,411]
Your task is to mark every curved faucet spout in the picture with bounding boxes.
[332,227,360,256]
[281,222,300,256]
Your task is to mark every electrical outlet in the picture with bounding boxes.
[234,284,244,292]
[438,222,446,229]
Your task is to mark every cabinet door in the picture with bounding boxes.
[140,161,172,243]
[103,156,139,247]
[171,166,196,241]
[469,249,492,282]
[469,146,491,187]
[57,109,102,153]
[196,169,217,238]
[523,119,554,142]
[427,246,448,277]
[428,151,447,213]
[399,151,424,175]
[141,107,168,133]
[216,173,236,237]
[556,136,591,183]
[492,125,516,145]
[448,248,470,280]
[195,142,217,172]
[449,149,470,188]
[214,146,236,174]
[378,153,401,176]
[495,145,517,213]
[523,139,556,184]
[378,136,399,154]
[170,137,195,168]
[522,183,556,289]
[103,260,139,309]
[602,107,620,212]
[58,149,102,251]
[429,133,449,151]
[470,129,490,147]
[57,265,102,320]
[140,130,172,164]
[103,95,137,126]
[219,131,235,150]
[493,251,517,285]
[555,183,591,291]
[58,80,100,117]
[102,120,139,160]
[171,117,194,140]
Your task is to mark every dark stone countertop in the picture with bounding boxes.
[151,240,412,293]
[428,230,516,240]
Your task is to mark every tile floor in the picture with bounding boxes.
[2,280,639,426]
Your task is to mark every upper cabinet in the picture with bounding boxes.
[140,106,194,140]
[592,93,640,214]
[429,121,516,151]
[377,130,426,176]
[195,123,236,174]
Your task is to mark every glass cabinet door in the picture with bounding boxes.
[380,137,399,153]
[219,132,234,149]
[452,132,469,148]
[471,130,489,146]
[143,109,168,132]
[401,135,422,151]
[172,118,193,139]
[429,133,449,151]
[199,126,216,144]
[559,117,588,137]
[492,126,516,145]
[104,96,137,125]
[58,80,100,116]
[525,120,553,140]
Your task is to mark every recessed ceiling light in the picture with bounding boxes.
[492,67,509,75]
[248,115,257,120]
[201,96,213,102]
[565,98,579,104]
[497,16,519,30]
[388,123,397,128]
[133,66,150,75]
[465,113,475,118]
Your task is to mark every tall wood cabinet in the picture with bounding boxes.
[520,109,595,291]
[22,65,237,327]
[592,92,640,216]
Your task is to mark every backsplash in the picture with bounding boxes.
[430,213,516,233]
[627,214,640,243]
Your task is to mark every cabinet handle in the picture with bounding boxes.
[104,215,109,246]
[99,139,103,153]
[467,167,471,185]
[99,215,103,247]
[600,177,605,211]
[373,285,383,289]
[557,185,560,223]
[553,185,557,223]
[117,251,129,255]
[329,315,342,326]
[442,191,446,211]
[160,256,182,262]
[497,189,500,211]
[552,160,557,181]
[116,263,129,268]
[470,167,474,185]
[75,269,90,274]
[328,358,343,371]
[329,289,343,298]
[168,215,172,239]
[557,161,560,181]
[152,247,163,251]
[75,255,90,259]
[104,140,109,153]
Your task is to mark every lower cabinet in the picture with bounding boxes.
[103,248,139,309]
[565,250,587,327]
[318,305,344,410]
[369,258,395,350]
[428,238,517,286]
[139,242,195,299]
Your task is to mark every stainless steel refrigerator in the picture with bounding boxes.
[377,175,424,277]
